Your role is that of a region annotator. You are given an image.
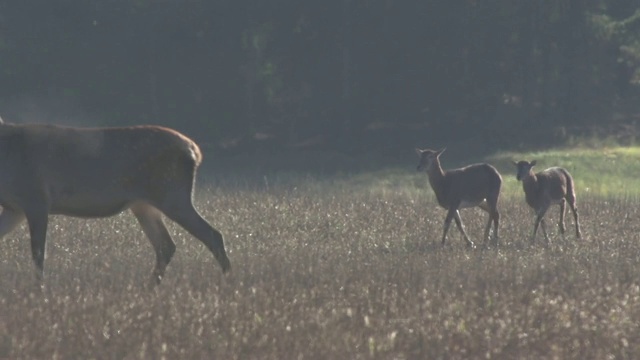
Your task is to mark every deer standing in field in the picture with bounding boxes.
[513,160,582,244]
[0,117,231,286]
[415,148,502,248]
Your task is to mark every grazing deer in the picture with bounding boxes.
[0,118,231,285]
[415,148,502,247]
[513,160,582,244]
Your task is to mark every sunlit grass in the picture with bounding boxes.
[488,146,640,197]
[1,173,640,358]
[303,145,640,199]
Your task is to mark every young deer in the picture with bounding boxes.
[0,119,231,286]
[513,160,582,244]
[415,148,502,247]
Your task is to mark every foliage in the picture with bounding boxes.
[590,7,640,84]
[0,1,639,153]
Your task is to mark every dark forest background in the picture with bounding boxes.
[1,1,640,161]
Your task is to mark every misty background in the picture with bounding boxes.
[1,1,639,172]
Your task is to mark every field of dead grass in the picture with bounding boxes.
[1,176,640,359]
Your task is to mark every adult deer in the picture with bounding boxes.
[513,160,582,244]
[415,148,502,248]
[0,118,231,285]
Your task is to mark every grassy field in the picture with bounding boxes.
[1,147,640,359]
[489,146,640,197]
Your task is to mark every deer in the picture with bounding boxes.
[415,148,502,248]
[513,160,582,245]
[0,117,231,286]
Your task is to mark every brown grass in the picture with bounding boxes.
[1,181,640,359]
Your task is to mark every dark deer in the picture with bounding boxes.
[416,148,502,247]
[514,160,582,244]
[0,118,231,286]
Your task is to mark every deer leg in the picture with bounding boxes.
[441,209,455,246]
[478,202,492,242]
[539,219,551,246]
[482,217,492,243]
[484,211,500,247]
[0,207,26,238]
[532,205,550,244]
[491,210,500,245]
[159,198,231,273]
[479,201,500,245]
[24,207,49,282]
[452,210,474,248]
[131,203,177,286]
[558,199,566,236]
[567,199,582,239]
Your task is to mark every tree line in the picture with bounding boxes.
[1,0,639,154]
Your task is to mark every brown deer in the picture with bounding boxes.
[415,148,502,247]
[0,118,231,285]
[513,160,582,244]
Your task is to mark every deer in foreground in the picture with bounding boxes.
[513,160,582,244]
[415,148,502,248]
[0,118,231,286]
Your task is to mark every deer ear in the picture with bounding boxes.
[530,160,537,166]
[437,148,446,156]
[512,160,518,166]
[415,148,423,156]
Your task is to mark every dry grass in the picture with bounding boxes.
[1,180,640,359]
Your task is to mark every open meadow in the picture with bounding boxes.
[1,147,640,359]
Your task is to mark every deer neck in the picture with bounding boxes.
[426,161,446,193]
[522,171,540,202]
[522,170,538,186]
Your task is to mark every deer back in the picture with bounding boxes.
[538,167,570,199]
[436,163,501,207]
[0,123,202,215]
[523,167,568,208]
